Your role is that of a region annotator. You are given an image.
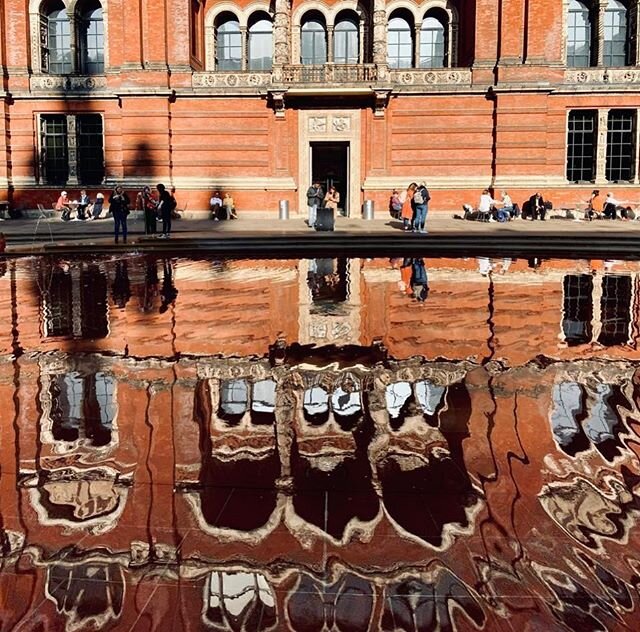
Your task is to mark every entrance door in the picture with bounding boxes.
[311,142,349,216]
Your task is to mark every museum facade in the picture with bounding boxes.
[0,0,639,214]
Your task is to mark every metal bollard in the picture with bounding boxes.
[278,199,289,220]
[363,199,374,220]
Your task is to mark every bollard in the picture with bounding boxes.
[363,199,374,220]
[278,199,289,220]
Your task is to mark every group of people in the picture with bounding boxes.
[135,184,178,238]
[396,258,429,301]
[209,191,237,221]
[55,190,105,221]
[463,190,550,222]
[389,182,431,233]
[584,190,636,221]
[306,181,340,228]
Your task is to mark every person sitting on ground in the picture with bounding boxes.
[92,192,105,219]
[210,191,223,220]
[389,189,402,219]
[501,190,518,219]
[55,190,72,221]
[223,192,237,219]
[603,192,624,220]
[528,192,547,221]
[586,189,602,220]
[170,186,181,219]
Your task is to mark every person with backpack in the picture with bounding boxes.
[412,181,431,233]
[156,183,175,238]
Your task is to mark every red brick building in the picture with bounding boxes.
[1,0,639,215]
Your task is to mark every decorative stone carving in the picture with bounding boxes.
[274,0,291,66]
[372,1,387,66]
[373,90,391,118]
[565,68,640,84]
[270,90,286,119]
[332,117,351,133]
[30,75,107,92]
[390,69,472,86]
[309,117,327,133]
[192,72,269,89]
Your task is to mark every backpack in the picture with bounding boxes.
[413,188,424,205]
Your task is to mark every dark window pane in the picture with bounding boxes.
[77,114,104,185]
[42,114,69,186]
[606,109,635,182]
[562,274,593,345]
[566,110,596,182]
[598,274,631,346]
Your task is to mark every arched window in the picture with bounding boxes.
[248,16,273,70]
[216,14,241,71]
[420,15,447,67]
[604,0,627,66]
[301,15,327,65]
[78,2,104,74]
[45,3,72,75]
[567,0,591,67]
[387,16,413,68]
[334,16,359,64]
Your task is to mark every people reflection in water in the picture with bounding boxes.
[139,259,159,313]
[477,257,512,276]
[399,258,429,301]
[160,259,178,313]
[111,261,131,309]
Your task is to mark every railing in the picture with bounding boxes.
[281,64,378,84]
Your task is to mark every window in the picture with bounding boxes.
[216,15,241,70]
[388,16,413,68]
[599,274,631,345]
[567,0,591,67]
[77,114,104,185]
[248,17,273,70]
[301,17,327,65]
[78,2,104,74]
[47,6,72,75]
[41,115,69,186]
[562,275,593,345]
[334,17,359,64]
[566,110,596,182]
[606,110,635,182]
[420,15,447,68]
[603,0,627,66]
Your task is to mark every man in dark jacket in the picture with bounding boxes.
[306,180,324,228]
[109,185,130,244]
[528,192,546,221]
[156,183,174,238]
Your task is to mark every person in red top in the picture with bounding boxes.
[55,191,72,221]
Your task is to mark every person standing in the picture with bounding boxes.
[401,183,417,231]
[412,182,430,233]
[109,185,130,244]
[324,186,340,214]
[306,180,324,228]
[156,183,173,238]
[139,186,157,235]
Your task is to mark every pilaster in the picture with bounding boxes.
[372,0,388,79]
[66,114,79,186]
[273,0,291,66]
[597,0,607,66]
[414,24,421,67]
[327,26,334,63]
[595,108,610,185]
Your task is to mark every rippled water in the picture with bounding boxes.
[1,254,640,630]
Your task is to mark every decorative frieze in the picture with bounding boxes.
[389,69,472,86]
[192,72,271,88]
[30,75,107,92]
[564,68,640,84]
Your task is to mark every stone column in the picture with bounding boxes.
[359,21,365,63]
[595,108,610,185]
[273,0,291,67]
[450,22,458,67]
[596,0,607,66]
[327,26,334,63]
[372,0,388,78]
[68,11,78,74]
[414,24,421,68]
[241,26,248,71]
[66,114,79,185]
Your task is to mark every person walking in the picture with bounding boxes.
[109,185,130,244]
[306,180,324,228]
[156,183,174,238]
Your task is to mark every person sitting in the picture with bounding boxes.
[223,192,236,219]
[528,192,546,221]
[77,189,91,221]
[389,189,402,219]
[170,186,181,219]
[91,192,105,219]
[210,191,223,220]
[501,190,519,219]
[585,189,602,221]
[603,192,623,219]
[478,189,504,222]
[55,191,72,221]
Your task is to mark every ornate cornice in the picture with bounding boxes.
[30,74,107,93]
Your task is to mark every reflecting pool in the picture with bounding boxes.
[0,255,640,630]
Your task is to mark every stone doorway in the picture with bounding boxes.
[298,110,361,217]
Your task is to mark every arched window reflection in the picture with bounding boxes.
[249,16,273,70]
[301,16,327,65]
[387,16,413,68]
[567,0,591,67]
[216,14,242,70]
[334,17,359,64]
[420,15,447,67]
[78,2,104,74]
[604,0,627,66]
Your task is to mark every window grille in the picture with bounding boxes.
[599,274,631,346]
[41,115,69,185]
[301,19,327,65]
[604,0,627,66]
[562,274,593,345]
[79,6,104,74]
[334,18,359,64]
[248,18,273,70]
[567,0,591,67]
[387,17,413,68]
[566,110,596,182]
[77,114,105,185]
[606,109,635,182]
[48,8,72,75]
[420,17,446,68]
[217,18,242,70]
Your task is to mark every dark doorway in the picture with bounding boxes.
[311,141,349,216]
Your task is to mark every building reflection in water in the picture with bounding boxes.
[1,255,640,629]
